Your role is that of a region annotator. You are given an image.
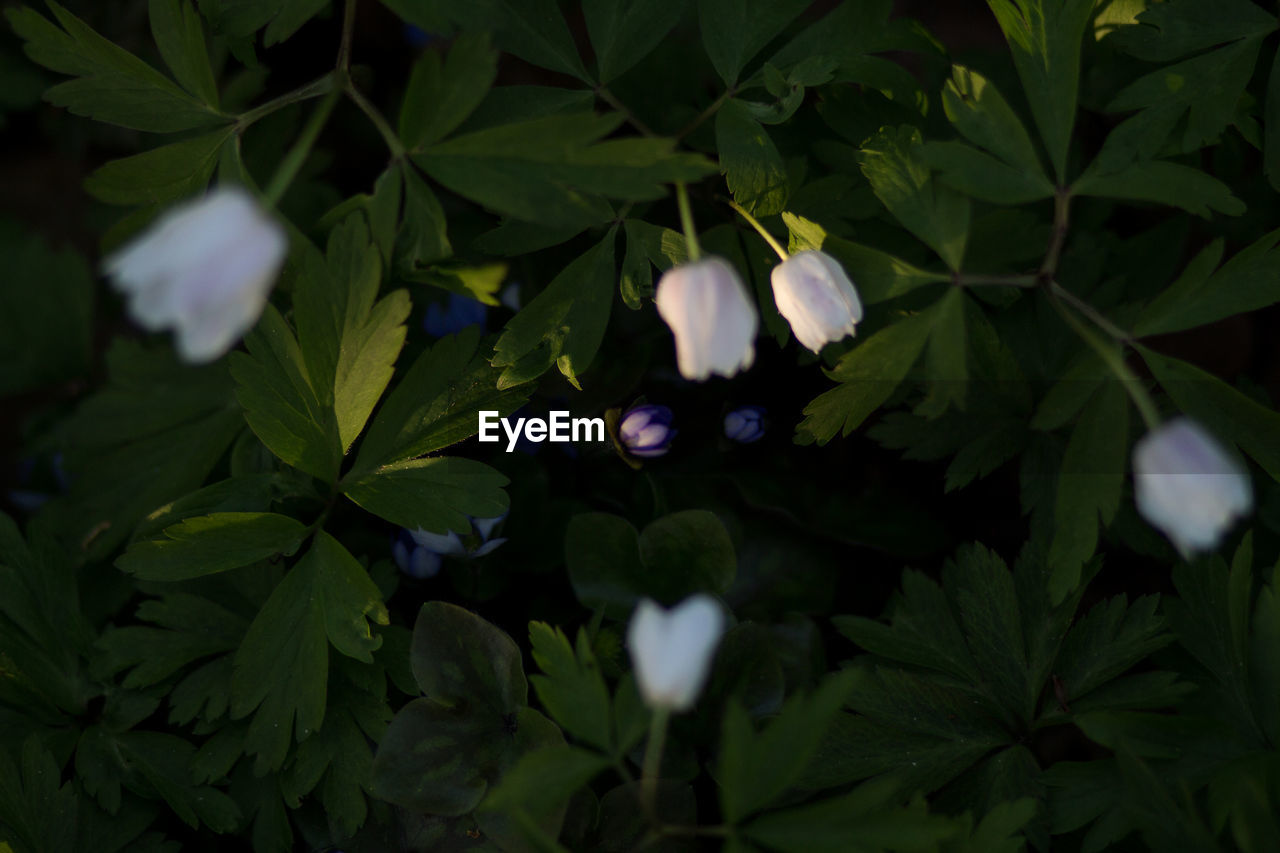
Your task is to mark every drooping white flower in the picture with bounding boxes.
[103,187,288,363]
[627,595,725,712]
[654,258,757,381]
[1132,417,1252,558]
[770,250,863,353]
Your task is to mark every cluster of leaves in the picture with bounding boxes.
[2,0,1280,851]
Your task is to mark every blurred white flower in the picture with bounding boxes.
[654,258,757,381]
[627,595,725,712]
[771,250,863,353]
[103,187,287,363]
[1133,417,1252,558]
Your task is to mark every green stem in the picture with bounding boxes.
[726,198,788,261]
[1040,187,1073,279]
[597,85,656,137]
[675,183,701,262]
[957,273,1037,288]
[639,708,670,821]
[336,0,357,70]
[346,82,406,159]
[235,73,335,131]
[1047,285,1161,430]
[677,87,735,139]
[262,83,342,206]
[1049,280,1133,344]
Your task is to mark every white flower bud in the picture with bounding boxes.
[104,187,288,363]
[654,258,757,381]
[1132,417,1252,558]
[627,594,725,712]
[770,250,863,353]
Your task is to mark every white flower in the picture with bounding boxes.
[1132,417,1252,558]
[770,250,863,353]
[103,187,288,363]
[627,595,725,712]
[654,258,758,381]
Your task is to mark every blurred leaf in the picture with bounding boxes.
[1047,381,1128,603]
[230,532,388,772]
[342,457,509,535]
[399,32,498,149]
[116,512,307,581]
[7,1,226,132]
[860,126,970,271]
[716,97,789,216]
[478,744,608,841]
[411,602,527,712]
[565,510,736,617]
[620,219,655,309]
[584,0,685,84]
[491,228,618,389]
[916,288,970,418]
[986,0,1094,180]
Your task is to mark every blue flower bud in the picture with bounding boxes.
[391,513,509,578]
[423,293,486,337]
[619,404,676,458]
[724,405,766,443]
[391,528,444,579]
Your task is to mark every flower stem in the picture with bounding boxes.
[336,0,357,70]
[639,708,670,821]
[726,198,788,261]
[346,82,406,160]
[262,83,342,206]
[597,85,656,137]
[675,183,702,262]
[957,273,1037,288]
[235,73,335,131]
[1047,285,1161,430]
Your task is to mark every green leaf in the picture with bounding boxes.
[417,114,712,227]
[781,213,950,304]
[148,0,218,106]
[491,228,618,389]
[7,1,226,132]
[355,327,532,469]
[916,288,970,418]
[479,744,608,827]
[860,126,970,271]
[229,304,343,483]
[1051,594,1173,715]
[528,624,613,753]
[0,737,80,853]
[941,65,1045,178]
[1135,229,1280,336]
[716,98,789,217]
[921,140,1054,205]
[719,671,856,822]
[230,532,389,771]
[399,32,498,149]
[1073,159,1244,218]
[697,0,811,86]
[342,457,510,535]
[450,0,590,82]
[115,512,307,581]
[97,593,246,689]
[411,601,527,713]
[84,127,232,205]
[797,306,936,444]
[1110,0,1276,61]
[564,510,737,617]
[1138,345,1280,482]
[0,221,92,396]
[985,0,1095,181]
[583,0,685,84]
[619,219,655,309]
[111,731,241,831]
[743,776,960,853]
[400,163,452,268]
[1047,381,1129,603]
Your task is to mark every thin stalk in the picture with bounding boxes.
[346,82,406,159]
[1047,287,1161,430]
[725,198,788,261]
[957,273,1037,288]
[1040,187,1072,279]
[262,83,342,205]
[597,86,656,137]
[677,87,734,139]
[235,73,335,131]
[675,183,702,261]
[1049,280,1133,344]
[336,0,357,70]
[639,709,670,821]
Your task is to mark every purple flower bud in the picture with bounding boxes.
[619,404,676,458]
[391,513,509,578]
[391,528,444,579]
[724,406,766,443]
